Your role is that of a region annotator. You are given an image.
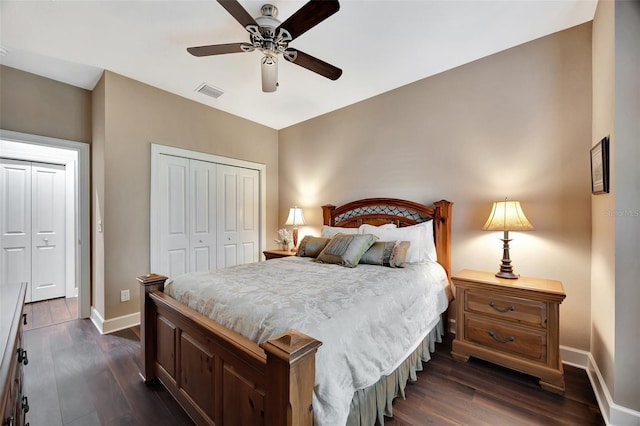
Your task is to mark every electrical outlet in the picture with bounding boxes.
[120,289,130,302]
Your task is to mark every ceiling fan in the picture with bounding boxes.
[187,0,342,92]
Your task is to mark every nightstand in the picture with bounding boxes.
[451,269,566,394]
[263,249,295,260]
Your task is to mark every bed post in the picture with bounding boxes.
[137,273,168,383]
[433,200,453,279]
[260,330,323,426]
[321,204,336,226]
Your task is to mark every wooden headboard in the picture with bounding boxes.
[322,198,453,278]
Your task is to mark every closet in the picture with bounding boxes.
[0,159,66,302]
[156,153,260,279]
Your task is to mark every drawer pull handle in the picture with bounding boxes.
[489,301,515,313]
[23,313,27,325]
[4,416,14,426]
[489,331,515,344]
[22,396,29,414]
[17,348,28,365]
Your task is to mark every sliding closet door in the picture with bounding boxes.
[217,165,260,268]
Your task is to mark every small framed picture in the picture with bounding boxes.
[590,136,610,194]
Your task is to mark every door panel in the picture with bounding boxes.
[31,163,66,302]
[159,155,190,278]
[190,160,216,272]
[0,160,31,296]
[217,166,259,267]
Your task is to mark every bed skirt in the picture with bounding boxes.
[345,316,445,426]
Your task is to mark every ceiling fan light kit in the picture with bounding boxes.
[188,0,342,93]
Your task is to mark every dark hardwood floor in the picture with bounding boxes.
[23,320,604,426]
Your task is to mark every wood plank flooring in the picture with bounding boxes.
[23,320,604,426]
[23,297,78,330]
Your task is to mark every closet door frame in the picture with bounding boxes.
[150,144,266,275]
[0,129,90,318]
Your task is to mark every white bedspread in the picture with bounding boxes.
[164,256,449,426]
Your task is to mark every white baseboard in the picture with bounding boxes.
[90,307,140,335]
[559,345,640,425]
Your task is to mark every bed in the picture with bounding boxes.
[138,198,453,426]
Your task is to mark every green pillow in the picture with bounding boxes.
[315,233,377,267]
[296,236,331,257]
[359,241,411,268]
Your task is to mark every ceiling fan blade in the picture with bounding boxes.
[216,0,258,29]
[187,43,252,57]
[284,49,342,81]
[276,0,339,41]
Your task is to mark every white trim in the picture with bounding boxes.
[586,352,640,426]
[559,344,590,368]
[90,306,141,335]
[149,143,266,274]
[0,130,90,318]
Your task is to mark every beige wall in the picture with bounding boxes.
[279,24,593,350]
[95,71,279,319]
[591,0,616,408]
[0,65,92,143]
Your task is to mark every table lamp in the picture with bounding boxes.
[482,199,534,279]
[285,206,306,250]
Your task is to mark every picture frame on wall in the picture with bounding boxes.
[590,136,610,194]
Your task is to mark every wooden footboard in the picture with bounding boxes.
[137,274,322,426]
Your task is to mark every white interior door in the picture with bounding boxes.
[190,160,216,272]
[217,165,259,268]
[0,159,31,296]
[0,159,66,302]
[31,163,66,302]
[158,154,190,278]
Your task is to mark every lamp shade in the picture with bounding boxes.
[285,207,306,226]
[482,201,534,232]
[261,55,278,92]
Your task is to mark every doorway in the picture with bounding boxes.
[0,130,90,318]
[0,159,66,302]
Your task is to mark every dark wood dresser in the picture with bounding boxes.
[1,283,29,426]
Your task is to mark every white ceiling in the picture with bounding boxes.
[0,1,597,130]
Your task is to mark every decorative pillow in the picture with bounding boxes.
[315,233,377,267]
[359,241,411,268]
[296,236,331,258]
[321,225,359,238]
[359,220,436,263]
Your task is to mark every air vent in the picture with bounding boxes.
[195,83,224,99]
[0,46,8,57]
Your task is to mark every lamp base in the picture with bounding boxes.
[495,270,519,280]
[495,233,519,279]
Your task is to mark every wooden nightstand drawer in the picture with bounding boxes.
[465,291,547,328]
[465,315,547,363]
